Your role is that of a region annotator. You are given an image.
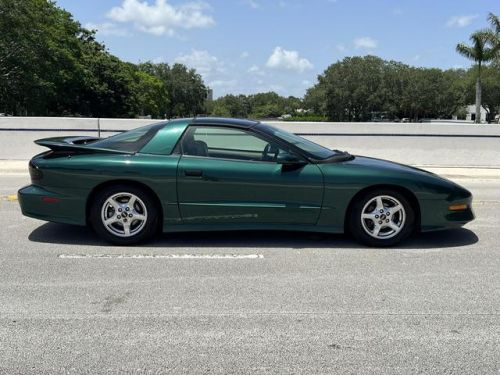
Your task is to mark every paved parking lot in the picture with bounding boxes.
[1,175,499,374]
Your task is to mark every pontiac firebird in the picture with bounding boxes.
[18,117,474,246]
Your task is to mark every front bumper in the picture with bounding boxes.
[18,185,86,226]
[420,193,474,232]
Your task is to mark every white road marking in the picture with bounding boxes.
[58,253,264,259]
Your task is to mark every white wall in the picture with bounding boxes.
[1,117,499,166]
[2,116,500,135]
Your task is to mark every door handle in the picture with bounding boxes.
[184,169,203,177]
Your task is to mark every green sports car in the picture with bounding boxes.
[18,117,474,246]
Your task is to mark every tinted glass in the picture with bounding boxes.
[181,126,292,162]
[256,123,337,160]
[91,123,163,152]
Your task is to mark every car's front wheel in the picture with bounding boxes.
[90,185,159,245]
[348,190,416,247]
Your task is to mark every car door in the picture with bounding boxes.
[176,125,324,225]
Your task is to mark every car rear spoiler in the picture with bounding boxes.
[34,136,134,154]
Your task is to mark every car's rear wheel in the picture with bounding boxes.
[348,189,416,247]
[90,185,159,245]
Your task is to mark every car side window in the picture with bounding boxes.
[180,126,295,162]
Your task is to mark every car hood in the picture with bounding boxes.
[342,155,439,177]
[318,154,460,188]
[326,155,472,200]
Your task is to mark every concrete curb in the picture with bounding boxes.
[0,161,28,174]
[417,167,500,179]
[2,160,500,179]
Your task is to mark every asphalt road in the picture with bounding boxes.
[1,176,499,374]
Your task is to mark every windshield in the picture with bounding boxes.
[90,123,164,152]
[256,123,337,160]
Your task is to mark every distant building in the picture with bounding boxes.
[295,108,311,114]
[206,88,213,102]
[465,104,488,123]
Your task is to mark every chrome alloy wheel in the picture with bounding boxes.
[360,195,406,239]
[101,192,148,238]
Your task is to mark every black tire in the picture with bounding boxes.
[348,189,416,247]
[89,184,159,245]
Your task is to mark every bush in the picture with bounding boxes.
[282,114,328,122]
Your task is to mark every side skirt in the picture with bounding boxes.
[162,223,343,234]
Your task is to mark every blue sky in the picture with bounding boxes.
[55,0,499,98]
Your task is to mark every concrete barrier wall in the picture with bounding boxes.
[2,116,500,135]
[268,121,500,136]
[1,117,499,166]
[0,117,154,131]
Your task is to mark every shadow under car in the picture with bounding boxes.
[28,223,479,250]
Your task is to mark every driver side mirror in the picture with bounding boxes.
[277,152,307,168]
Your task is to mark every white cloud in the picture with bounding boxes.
[174,50,225,78]
[354,36,378,50]
[261,84,285,93]
[245,0,260,9]
[84,22,130,36]
[248,65,266,76]
[151,56,167,64]
[266,47,313,73]
[209,79,237,88]
[240,51,250,59]
[446,15,478,28]
[107,0,215,36]
[336,44,346,52]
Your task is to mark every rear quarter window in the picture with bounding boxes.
[91,123,163,152]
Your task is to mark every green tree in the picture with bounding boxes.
[304,85,326,116]
[0,0,208,118]
[249,92,285,118]
[167,63,207,118]
[250,103,282,119]
[456,31,497,123]
[306,56,391,121]
[210,100,231,117]
[400,68,466,120]
[0,0,87,115]
[487,12,500,58]
[139,62,207,118]
[209,92,303,120]
[78,39,138,118]
[305,56,467,121]
[466,65,500,121]
[130,70,168,118]
[283,96,302,114]
[216,95,251,117]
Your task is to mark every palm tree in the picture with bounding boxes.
[487,12,500,64]
[488,12,500,36]
[456,31,496,123]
